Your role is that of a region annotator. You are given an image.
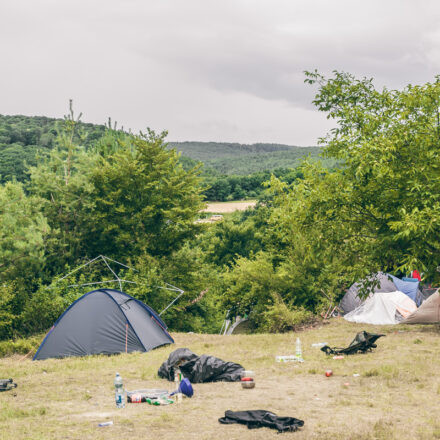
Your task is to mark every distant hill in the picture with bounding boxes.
[0,114,106,183]
[168,141,324,175]
[0,115,332,188]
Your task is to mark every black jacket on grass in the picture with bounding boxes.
[219,410,304,433]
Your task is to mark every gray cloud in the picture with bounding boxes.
[0,0,439,144]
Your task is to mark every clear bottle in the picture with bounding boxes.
[114,373,125,408]
[175,368,182,403]
[295,337,303,361]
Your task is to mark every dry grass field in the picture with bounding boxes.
[203,200,257,213]
[1,319,440,440]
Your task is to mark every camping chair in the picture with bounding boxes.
[321,331,385,355]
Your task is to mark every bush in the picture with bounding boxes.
[0,333,43,357]
[258,294,314,333]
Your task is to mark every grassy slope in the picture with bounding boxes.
[1,320,439,440]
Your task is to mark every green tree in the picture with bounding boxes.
[0,182,49,280]
[301,71,440,280]
[27,104,97,269]
[87,130,205,258]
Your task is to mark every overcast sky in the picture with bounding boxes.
[1,1,440,145]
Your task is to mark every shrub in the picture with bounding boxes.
[0,333,43,357]
[258,294,314,333]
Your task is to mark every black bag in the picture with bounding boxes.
[219,410,304,433]
[321,331,385,355]
[0,378,17,392]
[158,348,244,383]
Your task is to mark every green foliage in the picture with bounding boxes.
[0,333,43,357]
[258,295,314,333]
[168,141,329,175]
[302,71,440,280]
[0,182,49,281]
[200,210,264,267]
[27,107,98,270]
[87,129,205,257]
[0,284,15,340]
[202,168,303,201]
[6,72,440,340]
[0,113,106,184]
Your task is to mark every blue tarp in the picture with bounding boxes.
[390,275,420,305]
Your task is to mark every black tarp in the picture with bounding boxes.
[321,331,385,355]
[219,410,304,433]
[34,289,174,360]
[158,348,244,383]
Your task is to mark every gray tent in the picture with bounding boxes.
[339,273,397,314]
[33,289,174,360]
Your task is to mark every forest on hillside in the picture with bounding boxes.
[2,73,440,344]
[168,141,335,176]
[0,115,334,200]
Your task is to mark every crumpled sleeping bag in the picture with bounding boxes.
[219,410,304,433]
[321,331,385,355]
[158,348,244,383]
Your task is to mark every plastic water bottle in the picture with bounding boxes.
[114,373,125,408]
[296,337,303,361]
[175,368,182,403]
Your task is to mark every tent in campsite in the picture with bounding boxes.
[344,291,417,325]
[339,272,397,314]
[339,272,425,315]
[33,289,174,360]
[402,290,440,324]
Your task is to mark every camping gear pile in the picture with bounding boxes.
[339,272,439,325]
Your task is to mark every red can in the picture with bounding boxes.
[325,370,333,377]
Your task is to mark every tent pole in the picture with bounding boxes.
[101,256,122,291]
[159,290,185,316]
[56,255,102,282]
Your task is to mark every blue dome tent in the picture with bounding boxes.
[33,289,174,360]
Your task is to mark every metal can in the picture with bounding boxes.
[325,370,333,377]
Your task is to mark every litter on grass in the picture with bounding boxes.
[276,355,304,363]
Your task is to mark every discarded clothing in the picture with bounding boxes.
[0,379,17,392]
[321,331,385,355]
[158,348,244,383]
[219,410,304,433]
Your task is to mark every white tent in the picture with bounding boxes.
[344,291,417,325]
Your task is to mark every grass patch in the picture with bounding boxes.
[0,320,439,439]
[363,368,379,377]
